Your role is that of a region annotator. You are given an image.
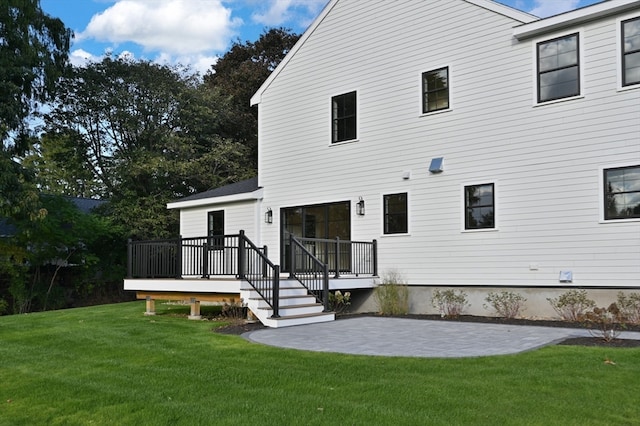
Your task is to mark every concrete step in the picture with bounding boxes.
[261,311,335,328]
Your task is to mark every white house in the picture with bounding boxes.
[125,0,640,326]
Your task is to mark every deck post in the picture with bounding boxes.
[127,239,133,278]
[201,242,209,278]
[175,236,183,279]
[144,296,156,316]
[271,265,280,318]
[322,263,330,312]
[372,239,378,276]
[238,230,246,279]
[334,237,340,278]
[288,233,295,279]
[188,297,201,320]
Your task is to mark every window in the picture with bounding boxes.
[604,166,640,220]
[622,17,640,87]
[383,193,408,234]
[207,210,225,249]
[332,91,356,143]
[537,33,580,102]
[422,67,449,113]
[465,183,494,229]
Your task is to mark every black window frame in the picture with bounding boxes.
[604,165,640,220]
[383,193,408,235]
[622,16,640,87]
[537,33,580,103]
[464,183,495,230]
[331,91,357,143]
[422,67,449,113]
[207,210,225,249]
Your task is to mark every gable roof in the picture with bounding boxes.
[167,177,262,210]
[250,0,538,106]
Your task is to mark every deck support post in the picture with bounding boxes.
[144,296,156,316]
[188,297,201,320]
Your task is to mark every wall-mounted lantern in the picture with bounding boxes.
[356,197,365,216]
[265,208,273,224]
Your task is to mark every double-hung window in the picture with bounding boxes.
[537,33,580,102]
[465,183,495,230]
[604,166,640,220]
[422,67,449,113]
[622,17,640,87]
[332,91,356,143]
[207,210,225,249]
[383,193,408,234]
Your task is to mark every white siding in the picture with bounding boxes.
[254,0,640,287]
[179,200,260,242]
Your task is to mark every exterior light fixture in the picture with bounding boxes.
[265,208,273,224]
[356,197,365,216]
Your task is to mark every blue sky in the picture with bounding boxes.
[40,0,603,75]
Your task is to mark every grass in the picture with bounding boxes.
[1,302,640,425]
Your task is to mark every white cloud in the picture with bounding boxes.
[251,0,328,28]
[69,49,100,67]
[527,0,581,18]
[78,0,242,55]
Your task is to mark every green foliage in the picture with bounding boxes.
[221,298,247,323]
[547,289,596,322]
[432,289,469,318]
[484,291,527,319]
[616,291,640,324]
[374,271,409,315]
[328,290,351,314]
[2,302,640,425]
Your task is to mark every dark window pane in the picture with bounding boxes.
[384,193,408,234]
[207,210,225,249]
[331,91,357,143]
[422,67,449,113]
[537,34,579,101]
[465,183,494,229]
[604,166,640,220]
[623,18,640,86]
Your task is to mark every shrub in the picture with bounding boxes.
[580,303,625,342]
[484,291,526,319]
[432,289,469,318]
[221,297,247,323]
[374,271,409,315]
[329,290,351,315]
[616,292,640,324]
[547,289,595,322]
[0,298,7,315]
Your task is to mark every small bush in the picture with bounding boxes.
[374,271,409,315]
[0,298,8,316]
[547,289,595,322]
[221,298,247,323]
[484,291,526,319]
[329,290,351,315]
[616,292,640,324]
[580,303,625,342]
[432,289,469,318]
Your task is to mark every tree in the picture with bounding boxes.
[38,57,253,239]
[0,0,72,218]
[205,28,300,169]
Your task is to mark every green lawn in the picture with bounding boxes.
[1,301,639,425]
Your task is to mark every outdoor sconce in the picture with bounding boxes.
[356,197,365,216]
[264,208,273,224]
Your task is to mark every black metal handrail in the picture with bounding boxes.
[288,234,330,312]
[238,230,280,318]
[295,236,377,277]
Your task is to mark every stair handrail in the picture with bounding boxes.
[239,230,280,318]
[289,234,330,312]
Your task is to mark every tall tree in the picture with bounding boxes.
[205,28,300,169]
[0,0,72,218]
[39,57,253,239]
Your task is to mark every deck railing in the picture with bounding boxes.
[295,236,377,278]
[288,234,330,311]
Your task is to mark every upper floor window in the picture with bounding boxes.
[332,91,356,143]
[208,210,225,249]
[622,17,640,87]
[537,33,580,103]
[383,193,408,234]
[422,67,449,113]
[604,165,640,220]
[465,183,494,230]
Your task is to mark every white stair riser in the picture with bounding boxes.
[259,304,325,317]
[262,313,335,328]
[250,296,318,308]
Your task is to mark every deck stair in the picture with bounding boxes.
[241,279,335,328]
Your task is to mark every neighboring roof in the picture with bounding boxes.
[514,0,640,40]
[250,0,538,106]
[167,177,262,210]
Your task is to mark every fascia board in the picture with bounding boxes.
[465,0,539,23]
[167,188,263,210]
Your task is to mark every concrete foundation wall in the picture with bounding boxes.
[348,286,640,320]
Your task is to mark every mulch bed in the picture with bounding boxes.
[214,313,640,348]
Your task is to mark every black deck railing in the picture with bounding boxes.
[239,232,280,318]
[289,234,330,311]
[295,236,377,278]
